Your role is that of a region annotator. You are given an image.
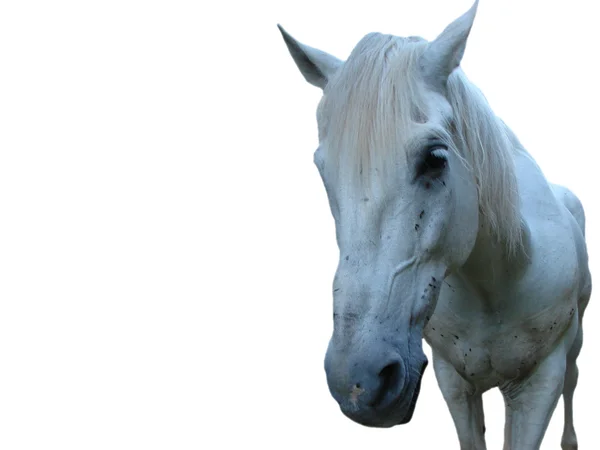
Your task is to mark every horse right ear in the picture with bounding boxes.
[420,0,478,92]
[277,25,343,90]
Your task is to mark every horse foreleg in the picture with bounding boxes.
[561,322,583,450]
[500,321,577,450]
[433,351,486,450]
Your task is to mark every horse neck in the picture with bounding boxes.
[458,214,529,300]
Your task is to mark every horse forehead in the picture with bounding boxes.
[423,90,453,123]
[319,79,451,127]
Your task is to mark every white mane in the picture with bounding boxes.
[318,32,523,256]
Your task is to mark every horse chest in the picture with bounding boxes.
[424,294,577,387]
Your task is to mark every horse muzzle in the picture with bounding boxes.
[324,340,428,428]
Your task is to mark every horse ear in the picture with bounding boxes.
[277,25,343,89]
[420,0,479,91]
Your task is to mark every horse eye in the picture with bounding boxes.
[419,146,448,178]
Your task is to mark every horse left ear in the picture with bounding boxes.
[420,0,479,91]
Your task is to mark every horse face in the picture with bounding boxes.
[316,104,478,426]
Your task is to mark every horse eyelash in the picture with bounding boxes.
[417,145,448,178]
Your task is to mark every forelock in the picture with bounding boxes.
[317,33,430,191]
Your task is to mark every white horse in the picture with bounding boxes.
[278,2,591,449]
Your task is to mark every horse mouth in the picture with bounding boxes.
[399,371,423,424]
[399,360,427,424]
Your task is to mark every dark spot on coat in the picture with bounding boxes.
[415,224,420,231]
[345,255,349,261]
[425,181,431,189]
[453,334,459,340]
[334,288,340,292]
[419,210,425,219]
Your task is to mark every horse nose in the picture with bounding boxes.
[369,360,403,406]
[325,334,428,427]
[359,359,404,407]
[325,351,406,409]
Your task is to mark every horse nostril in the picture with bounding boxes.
[379,361,401,394]
[370,361,402,407]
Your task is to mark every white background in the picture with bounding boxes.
[0,0,597,448]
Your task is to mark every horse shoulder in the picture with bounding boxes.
[520,201,580,301]
[515,156,587,302]
[514,179,590,340]
[550,183,586,236]
[549,183,592,305]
